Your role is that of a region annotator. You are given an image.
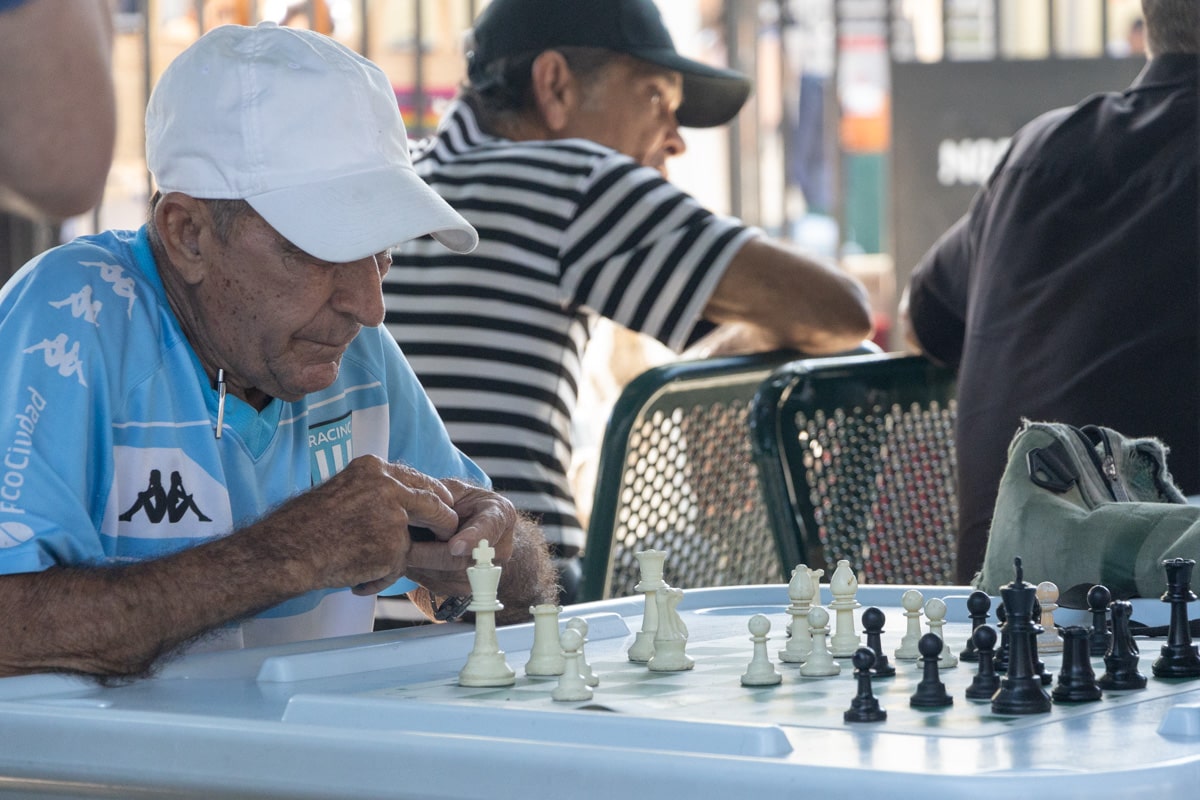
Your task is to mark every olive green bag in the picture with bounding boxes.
[976,420,1200,599]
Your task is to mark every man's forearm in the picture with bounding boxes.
[0,519,314,680]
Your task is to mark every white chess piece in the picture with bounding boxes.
[924,597,958,668]
[458,540,517,687]
[525,603,566,677]
[894,589,925,661]
[799,606,841,677]
[551,628,593,702]
[648,586,694,672]
[741,615,783,686]
[628,550,667,663]
[780,564,816,663]
[828,559,862,657]
[567,617,600,687]
[1036,580,1064,654]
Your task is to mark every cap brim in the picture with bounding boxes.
[246,166,478,262]
[630,47,752,128]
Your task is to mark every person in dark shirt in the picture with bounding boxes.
[904,0,1200,584]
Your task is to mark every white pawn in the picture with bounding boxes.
[551,628,593,702]
[567,617,600,687]
[741,615,783,686]
[525,603,566,677]
[924,597,958,668]
[894,589,925,661]
[1036,580,1064,653]
[799,606,841,677]
[828,559,862,657]
[780,564,816,663]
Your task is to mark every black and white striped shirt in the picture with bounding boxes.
[385,101,755,553]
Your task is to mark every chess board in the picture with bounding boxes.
[367,601,1200,740]
[2,584,1199,799]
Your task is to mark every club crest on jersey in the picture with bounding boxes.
[309,413,353,484]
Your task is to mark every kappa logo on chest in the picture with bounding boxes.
[118,469,212,524]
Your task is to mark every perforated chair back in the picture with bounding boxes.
[579,351,802,602]
[750,352,958,584]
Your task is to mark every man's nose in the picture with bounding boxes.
[332,254,386,327]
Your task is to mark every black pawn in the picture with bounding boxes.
[861,606,896,678]
[965,624,1001,701]
[1098,600,1147,691]
[910,633,953,708]
[959,590,991,662]
[1088,584,1112,657]
[994,603,1010,673]
[844,647,888,723]
[1052,626,1102,703]
[1152,558,1200,679]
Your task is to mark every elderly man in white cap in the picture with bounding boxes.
[0,22,556,681]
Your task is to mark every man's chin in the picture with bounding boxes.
[282,361,342,400]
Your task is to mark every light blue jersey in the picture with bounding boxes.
[0,227,487,649]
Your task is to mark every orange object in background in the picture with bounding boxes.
[841,96,891,154]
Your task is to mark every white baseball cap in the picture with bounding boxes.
[146,22,477,262]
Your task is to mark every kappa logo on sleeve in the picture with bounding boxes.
[49,285,103,326]
[80,260,138,318]
[23,334,87,386]
[309,413,354,485]
[118,469,212,524]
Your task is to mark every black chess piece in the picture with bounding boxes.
[1152,558,1200,679]
[861,606,896,678]
[991,557,1052,715]
[959,590,991,663]
[1030,597,1052,687]
[1098,599,1147,691]
[910,632,954,708]
[965,624,1001,701]
[994,602,1010,674]
[844,647,888,723]
[1088,584,1112,657]
[1052,626,1103,703]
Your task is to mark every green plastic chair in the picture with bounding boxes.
[578,350,804,602]
[749,352,959,585]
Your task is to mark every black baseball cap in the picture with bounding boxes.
[466,0,752,128]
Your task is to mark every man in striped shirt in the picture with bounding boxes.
[386,0,873,602]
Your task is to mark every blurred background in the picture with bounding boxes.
[4,0,1148,350]
[0,0,1151,545]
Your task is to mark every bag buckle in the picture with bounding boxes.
[1027,442,1079,493]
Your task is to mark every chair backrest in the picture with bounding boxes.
[579,350,802,602]
[749,352,958,584]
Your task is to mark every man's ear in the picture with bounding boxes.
[529,50,580,134]
[153,192,212,284]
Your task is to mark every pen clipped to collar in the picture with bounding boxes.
[214,368,226,439]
